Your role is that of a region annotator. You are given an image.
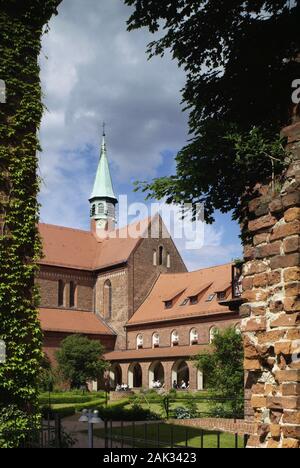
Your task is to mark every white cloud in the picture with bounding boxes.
[39,0,188,230]
[38,0,242,269]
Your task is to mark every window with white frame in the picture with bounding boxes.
[136,334,143,349]
[209,326,219,344]
[190,328,199,345]
[171,330,179,346]
[152,333,160,348]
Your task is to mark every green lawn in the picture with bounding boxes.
[125,398,211,419]
[95,423,245,449]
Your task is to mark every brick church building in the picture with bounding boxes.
[38,133,242,391]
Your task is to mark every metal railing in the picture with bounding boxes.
[104,420,250,449]
[1,416,62,449]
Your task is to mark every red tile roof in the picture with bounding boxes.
[105,344,210,362]
[38,218,152,271]
[40,308,115,335]
[127,263,234,326]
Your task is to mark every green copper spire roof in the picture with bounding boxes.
[89,132,117,202]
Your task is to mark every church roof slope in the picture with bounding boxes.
[127,263,234,326]
[39,224,97,270]
[40,308,115,335]
[38,220,151,271]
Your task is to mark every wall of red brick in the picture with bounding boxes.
[95,267,129,350]
[167,418,256,436]
[126,315,240,350]
[37,266,95,311]
[241,121,300,449]
[130,221,187,317]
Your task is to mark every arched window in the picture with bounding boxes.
[152,333,160,348]
[159,246,164,266]
[190,328,199,345]
[98,203,105,215]
[91,204,96,216]
[209,326,219,344]
[58,280,65,307]
[69,281,76,308]
[153,250,157,266]
[167,253,171,269]
[104,280,112,319]
[171,330,179,346]
[137,334,143,349]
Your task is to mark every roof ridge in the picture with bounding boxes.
[39,223,92,235]
[160,262,233,277]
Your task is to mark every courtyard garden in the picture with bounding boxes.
[39,389,242,421]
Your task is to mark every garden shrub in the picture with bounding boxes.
[174,407,193,420]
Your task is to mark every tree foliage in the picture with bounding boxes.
[0,0,62,447]
[195,328,244,417]
[125,0,300,222]
[56,335,107,389]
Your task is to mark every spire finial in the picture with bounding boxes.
[102,121,106,137]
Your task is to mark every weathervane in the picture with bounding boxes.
[102,121,106,137]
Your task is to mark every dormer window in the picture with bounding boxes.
[190,296,198,305]
[206,293,216,302]
[217,291,227,301]
[180,298,189,307]
[165,300,173,309]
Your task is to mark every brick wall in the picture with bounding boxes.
[167,418,256,436]
[127,315,240,350]
[95,267,128,350]
[241,121,300,448]
[38,266,94,311]
[130,224,187,317]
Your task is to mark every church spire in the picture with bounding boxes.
[89,126,118,237]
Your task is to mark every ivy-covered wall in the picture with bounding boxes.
[0,0,61,448]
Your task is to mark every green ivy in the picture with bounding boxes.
[0,0,62,447]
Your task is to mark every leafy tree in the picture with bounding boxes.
[0,0,62,447]
[125,0,300,223]
[195,328,244,417]
[56,335,108,389]
[38,353,55,392]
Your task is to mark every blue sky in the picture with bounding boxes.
[38,0,242,270]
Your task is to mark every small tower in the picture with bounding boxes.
[89,125,118,238]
